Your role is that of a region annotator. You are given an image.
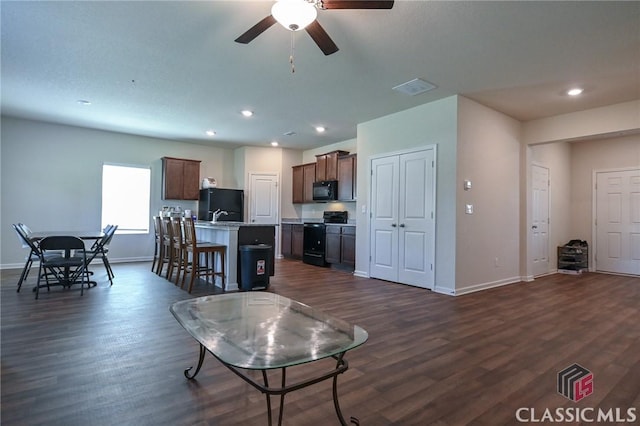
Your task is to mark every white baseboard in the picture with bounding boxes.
[353,270,369,278]
[452,276,522,296]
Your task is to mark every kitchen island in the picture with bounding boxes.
[194,222,276,291]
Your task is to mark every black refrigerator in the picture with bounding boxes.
[198,188,244,222]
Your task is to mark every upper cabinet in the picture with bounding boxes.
[292,162,316,204]
[291,150,356,204]
[162,157,201,200]
[315,150,349,181]
[337,154,357,201]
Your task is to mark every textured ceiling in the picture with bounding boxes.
[1,1,639,149]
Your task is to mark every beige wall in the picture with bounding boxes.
[0,116,236,267]
[570,134,640,249]
[280,148,303,220]
[523,100,640,145]
[456,97,522,293]
[356,96,459,293]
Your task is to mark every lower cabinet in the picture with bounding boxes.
[281,223,304,259]
[325,225,355,270]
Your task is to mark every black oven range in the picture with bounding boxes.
[302,211,348,266]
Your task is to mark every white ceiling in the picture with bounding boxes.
[1,1,639,150]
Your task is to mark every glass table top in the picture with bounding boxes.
[170,292,368,370]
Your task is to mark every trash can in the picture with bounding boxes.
[239,244,272,291]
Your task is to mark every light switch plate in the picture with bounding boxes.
[465,204,474,214]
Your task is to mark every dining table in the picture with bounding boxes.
[170,292,368,426]
[29,230,105,241]
[29,230,105,290]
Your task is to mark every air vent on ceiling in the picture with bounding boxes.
[392,78,437,96]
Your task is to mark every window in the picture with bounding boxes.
[101,163,151,233]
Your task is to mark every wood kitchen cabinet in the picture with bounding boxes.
[162,157,201,200]
[281,223,304,259]
[325,225,355,270]
[315,150,349,181]
[337,154,357,201]
[292,162,316,204]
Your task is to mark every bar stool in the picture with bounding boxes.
[157,216,173,278]
[182,217,226,293]
[151,216,163,274]
[167,217,186,285]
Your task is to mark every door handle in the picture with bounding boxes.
[532,225,538,229]
[391,223,397,227]
[399,224,405,228]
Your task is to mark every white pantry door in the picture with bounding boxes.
[595,169,640,275]
[370,148,435,289]
[531,164,550,276]
[370,156,400,282]
[397,149,435,288]
[248,173,279,224]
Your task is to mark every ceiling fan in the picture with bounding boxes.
[235,0,395,56]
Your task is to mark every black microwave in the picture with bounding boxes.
[312,180,338,201]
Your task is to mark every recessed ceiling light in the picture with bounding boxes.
[77,99,91,105]
[271,141,279,147]
[567,88,584,96]
[241,110,254,117]
[206,130,216,137]
[315,126,326,133]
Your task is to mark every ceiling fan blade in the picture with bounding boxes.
[305,20,339,56]
[319,0,394,10]
[235,15,277,44]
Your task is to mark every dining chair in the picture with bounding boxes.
[167,217,186,285]
[151,216,163,274]
[83,225,118,286]
[182,217,226,293]
[12,223,42,292]
[36,236,90,299]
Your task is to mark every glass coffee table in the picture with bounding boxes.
[170,292,368,426]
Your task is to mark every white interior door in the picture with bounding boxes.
[595,169,640,275]
[531,164,550,276]
[370,156,399,282]
[398,150,435,288]
[370,148,435,289]
[248,173,279,224]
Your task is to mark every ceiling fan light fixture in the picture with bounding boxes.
[272,0,318,31]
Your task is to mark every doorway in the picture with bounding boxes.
[369,147,436,289]
[531,164,550,276]
[594,168,640,275]
[248,172,280,254]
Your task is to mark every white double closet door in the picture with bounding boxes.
[369,147,436,289]
[595,168,640,275]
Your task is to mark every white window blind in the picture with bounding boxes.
[101,163,151,233]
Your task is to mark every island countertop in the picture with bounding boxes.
[195,221,279,228]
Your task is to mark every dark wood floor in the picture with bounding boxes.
[2,260,639,425]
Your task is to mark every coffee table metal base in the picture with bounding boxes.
[183,343,360,426]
